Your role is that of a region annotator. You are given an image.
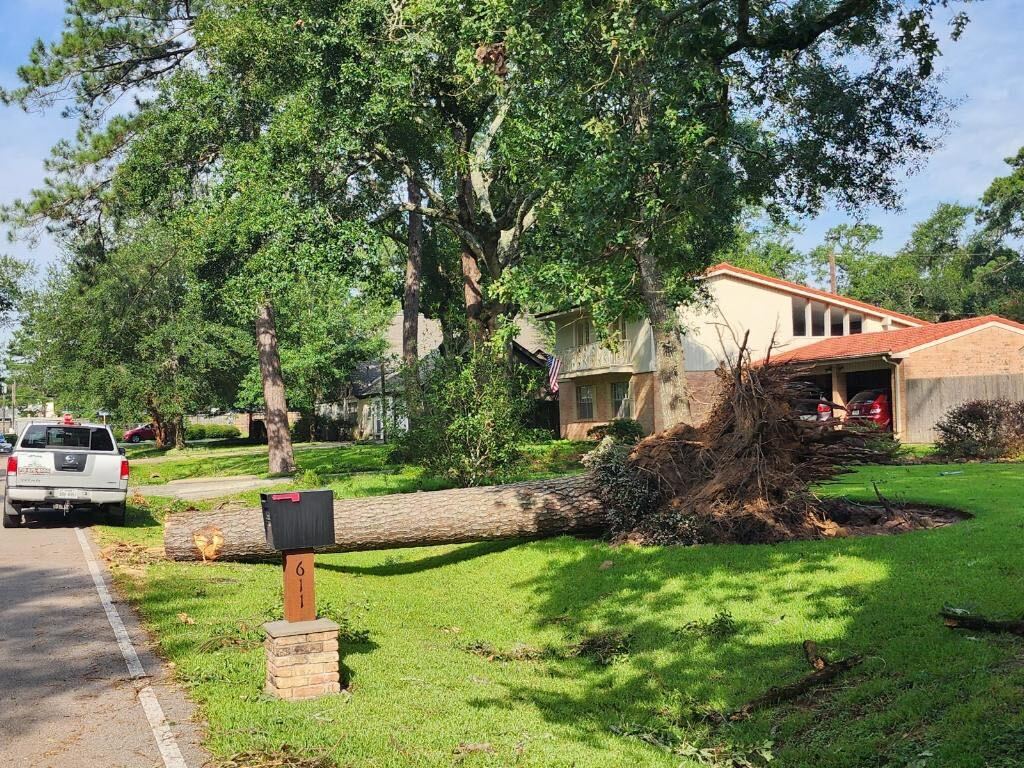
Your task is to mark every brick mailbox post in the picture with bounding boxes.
[260,490,341,700]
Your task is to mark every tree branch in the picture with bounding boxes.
[716,0,875,62]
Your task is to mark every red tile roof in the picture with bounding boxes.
[769,315,1024,364]
[704,262,930,326]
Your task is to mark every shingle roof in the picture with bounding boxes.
[769,315,1024,364]
[705,262,930,326]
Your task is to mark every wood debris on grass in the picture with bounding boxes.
[207,747,335,768]
[941,606,1024,636]
[709,640,862,724]
[100,541,162,567]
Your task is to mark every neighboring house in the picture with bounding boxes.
[541,262,1002,442]
[317,311,549,441]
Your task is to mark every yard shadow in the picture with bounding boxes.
[317,539,524,576]
[466,466,1024,765]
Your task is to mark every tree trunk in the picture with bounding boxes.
[173,415,186,449]
[404,179,423,366]
[461,247,486,344]
[163,474,604,562]
[634,242,693,428]
[256,301,296,475]
[146,397,170,449]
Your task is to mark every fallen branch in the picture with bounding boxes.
[940,607,1024,637]
[712,641,862,723]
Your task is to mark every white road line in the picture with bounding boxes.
[74,527,189,768]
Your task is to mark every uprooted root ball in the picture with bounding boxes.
[586,347,927,546]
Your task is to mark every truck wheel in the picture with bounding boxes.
[107,503,127,526]
[3,499,22,528]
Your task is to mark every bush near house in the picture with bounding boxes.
[587,418,646,444]
[934,399,1024,459]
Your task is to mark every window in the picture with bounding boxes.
[810,302,826,337]
[574,318,592,347]
[792,297,808,336]
[576,385,595,420]
[829,307,845,336]
[19,425,114,451]
[611,381,631,419]
[849,313,863,334]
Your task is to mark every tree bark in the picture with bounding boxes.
[461,247,486,344]
[173,414,186,449]
[164,474,605,562]
[256,301,296,475]
[404,179,423,366]
[633,242,693,428]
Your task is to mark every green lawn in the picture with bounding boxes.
[99,462,1024,767]
[129,440,590,485]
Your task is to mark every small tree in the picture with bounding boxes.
[392,342,539,487]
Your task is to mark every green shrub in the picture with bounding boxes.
[582,438,662,534]
[935,399,1024,459]
[185,423,240,441]
[391,345,538,486]
[587,418,646,444]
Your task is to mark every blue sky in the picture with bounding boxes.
[1,1,1022,272]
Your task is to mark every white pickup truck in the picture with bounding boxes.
[3,419,129,528]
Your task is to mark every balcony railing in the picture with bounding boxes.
[560,340,634,374]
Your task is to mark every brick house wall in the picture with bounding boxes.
[899,326,1024,442]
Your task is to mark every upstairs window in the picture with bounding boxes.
[830,307,845,336]
[792,297,808,336]
[849,313,864,334]
[810,302,826,336]
[574,318,592,347]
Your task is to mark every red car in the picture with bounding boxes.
[846,389,892,430]
[122,423,157,443]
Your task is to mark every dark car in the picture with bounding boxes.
[793,384,835,422]
[122,423,156,443]
[846,389,892,430]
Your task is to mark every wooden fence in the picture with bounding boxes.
[905,374,1024,443]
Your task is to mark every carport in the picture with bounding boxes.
[771,315,1024,443]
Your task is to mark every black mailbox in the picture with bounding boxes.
[260,490,336,551]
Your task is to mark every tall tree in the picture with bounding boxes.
[514,0,966,426]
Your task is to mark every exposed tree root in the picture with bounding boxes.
[592,333,916,546]
[710,640,862,724]
[940,607,1024,636]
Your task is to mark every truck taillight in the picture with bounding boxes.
[817,403,831,413]
[120,459,130,480]
[6,456,16,475]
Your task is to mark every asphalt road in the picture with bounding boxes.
[0,472,208,767]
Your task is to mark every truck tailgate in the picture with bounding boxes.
[14,451,124,490]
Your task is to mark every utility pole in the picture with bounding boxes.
[10,378,16,438]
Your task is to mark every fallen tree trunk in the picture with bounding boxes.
[163,475,605,562]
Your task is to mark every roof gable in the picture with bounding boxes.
[704,263,929,327]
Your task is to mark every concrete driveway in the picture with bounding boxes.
[131,475,281,501]
[0,474,209,767]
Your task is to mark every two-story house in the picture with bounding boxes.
[542,262,1024,443]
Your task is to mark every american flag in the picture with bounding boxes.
[546,354,562,393]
